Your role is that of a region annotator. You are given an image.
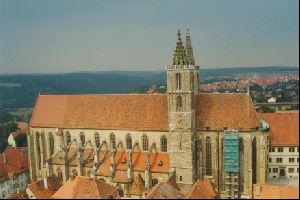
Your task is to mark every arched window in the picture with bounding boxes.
[161,135,167,152]
[205,137,212,176]
[126,134,132,150]
[176,95,182,111]
[36,132,41,170]
[110,133,116,150]
[57,168,63,184]
[66,132,71,146]
[95,133,100,148]
[80,132,85,146]
[142,135,149,151]
[176,73,181,90]
[49,132,54,156]
[252,137,257,184]
[151,179,158,187]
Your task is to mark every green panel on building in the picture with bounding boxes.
[224,134,239,173]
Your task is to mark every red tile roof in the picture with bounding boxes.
[129,174,145,196]
[27,175,61,199]
[0,147,28,181]
[257,112,299,146]
[196,93,259,131]
[30,93,259,131]
[10,122,29,138]
[51,176,119,199]
[146,181,186,199]
[30,94,168,131]
[253,184,299,199]
[187,178,216,199]
[95,151,170,176]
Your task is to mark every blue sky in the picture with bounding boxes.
[0,0,298,73]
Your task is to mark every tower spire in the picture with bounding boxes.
[185,29,195,65]
[172,29,187,65]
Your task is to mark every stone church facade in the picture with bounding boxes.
[28,30,267,198]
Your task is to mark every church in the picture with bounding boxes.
[28,30,268,198]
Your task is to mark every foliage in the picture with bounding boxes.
[15,133,27,147]
[0,122,18,152]
[259,106,275,113]
[0,110,14,123]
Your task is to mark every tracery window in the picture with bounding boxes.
[252,137,257,184]
[176,73,181,90]
[126,134,132,150]
[36,132,41,170]
[80,132,85,146]
[205,137,212,176]
[176,95,182,111]
[110,133,116,150]
[95,133,100,148]
[161,135,168,152]
[49,132,54,156]
[142,135,148,151]
[66,132,71,146]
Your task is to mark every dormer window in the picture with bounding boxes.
[122,158,127,164]
[158,160,163,167]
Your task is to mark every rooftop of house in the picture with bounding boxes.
[257,111,299,146]
[0,147,28,182]
[51,176,119,199]
[30,93,259,132]
[186,178,217,199]
[253,184,299,199]
[27,175,61,199]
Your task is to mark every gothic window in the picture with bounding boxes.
[161,135,167,152]
[57,168,63,184]
[142,135,148,151]
[205,137,212,176]
[36,132,41,170]
[95,133,100,148]
[151,179,158,187]
[252,137,257,184]
[176,73,181,90]
[110,133,116,150]
[80,132,85,146]
[49,132,54,156]
[126,134,132,150]
[190,72,194,90]
[176,95,182,111]
[66,132,71,146]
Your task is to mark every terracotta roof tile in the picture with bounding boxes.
[165,173,180,191]
[196,93,259,131]
[51,147,94,166]
[257,112,299,146]
[30,93,259,131]
[146,181,187,199]
[112,170,130,183]
[0,147,28,181]
[187,178,216,199]
[129,174,145,196]
[27,175,61,199]
[95,151,170,176]
[253,184,299,199]
[30,94,168,131]
[51,176,119,199]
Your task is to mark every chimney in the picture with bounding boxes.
[43,177,48,190]
[255,185,260,196]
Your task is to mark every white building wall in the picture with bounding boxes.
[0,171,29,199]
[267,146,299,179]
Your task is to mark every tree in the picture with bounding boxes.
[0,139,8,153]
[15,133,27,147]
[0,111,14,123]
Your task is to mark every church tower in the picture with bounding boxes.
[167,29,200,185]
